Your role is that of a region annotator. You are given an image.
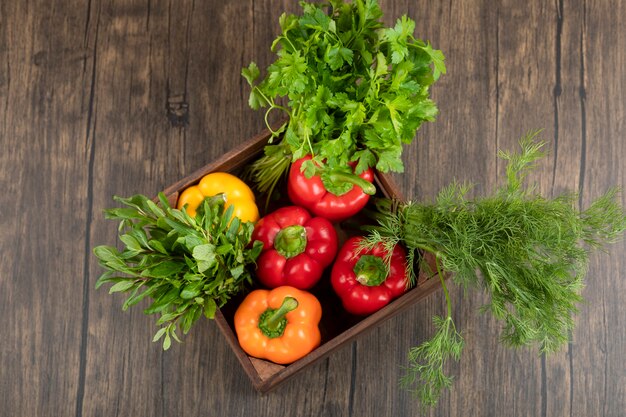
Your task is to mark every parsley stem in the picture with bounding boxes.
[280,34,297,52]
[252,86,273,108]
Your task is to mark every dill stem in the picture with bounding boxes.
[434,256,453,319]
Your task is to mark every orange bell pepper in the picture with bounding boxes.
[234,286,322,364]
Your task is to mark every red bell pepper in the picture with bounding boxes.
[331,236,409,315]
[287,155,376,222]
[251,206,338,289]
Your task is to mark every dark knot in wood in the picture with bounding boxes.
[166,94,189,127]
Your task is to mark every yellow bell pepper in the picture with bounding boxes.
[177,172,259,223]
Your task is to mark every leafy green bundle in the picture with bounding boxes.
[243,0,445,196]
[94,194,263,349]
[364,132,626,407]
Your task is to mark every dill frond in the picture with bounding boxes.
[366,132,626,408]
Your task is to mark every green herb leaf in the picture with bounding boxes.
[241,62,260,85]
[351,149,377,174]
[384,15,415,64]
[93,245,120,264]
[123,285,158,311]
[204,298,217,319]
[180,281,204,300]
[108,280,136,294]
[420,42,447,80]
[148,239,168,254]
[119,234,142,252]
[94,192,262,349]
[144,287,180,315]
[375,147,405,173]
[192,244,216,273]
[141,261,185,278]
[163,332,172,350]
[152,327,168,343]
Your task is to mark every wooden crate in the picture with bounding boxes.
[162,126,443,393]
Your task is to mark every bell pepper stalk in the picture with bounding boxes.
[234,286,322,364]
[177,172,259,223]
[251,206,338,289]
[331,236,410,315]
[287,155,375,222]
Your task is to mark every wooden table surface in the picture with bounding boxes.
[2,1,625,416]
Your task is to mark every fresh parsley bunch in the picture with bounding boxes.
[243,0,445,196]
[94,193,263,349]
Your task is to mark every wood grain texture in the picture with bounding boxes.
[1,1,93,416]
[1,1,624,416]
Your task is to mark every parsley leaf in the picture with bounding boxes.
[244,0,445,195]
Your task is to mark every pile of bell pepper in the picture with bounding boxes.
[178,157,411,365]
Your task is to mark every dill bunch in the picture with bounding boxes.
[364,130,626,407]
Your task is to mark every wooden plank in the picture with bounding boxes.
[80,1,188,416]
[0,1,92,416]
[478,2,559,416]
[571,1,626,416]
[542,1,585,416]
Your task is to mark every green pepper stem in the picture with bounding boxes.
[328,171,376,195]
[354,255,388,286]
[274,225,307,259]
[265,297,298,330]
[258,297,300,338]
